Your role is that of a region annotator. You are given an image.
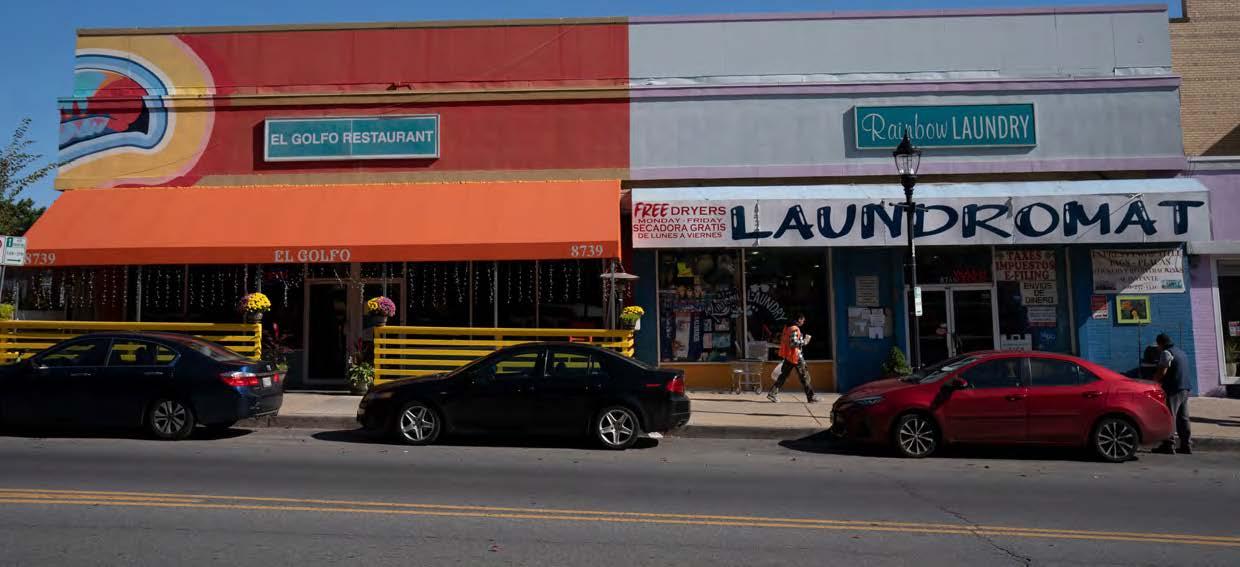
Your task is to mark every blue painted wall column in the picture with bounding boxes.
[1071,245,1198,393]
[832,247,908,393]
[632,249,659,366]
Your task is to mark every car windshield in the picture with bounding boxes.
[903,355,980,384]
[159,334,249,362]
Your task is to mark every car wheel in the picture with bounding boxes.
[594,406,641,450]
[147,399,195,440]
[893,413,939,458]
[1092,416,1139,463]
[394,401,441,446]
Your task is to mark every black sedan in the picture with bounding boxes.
[0,332,282,440]
[357,343,690,449]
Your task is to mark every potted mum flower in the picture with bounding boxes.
[365,296,397,327]
[619,305,645,331]
[239,292,272,323]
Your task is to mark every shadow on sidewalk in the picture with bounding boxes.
[312,428,660,451]
[0,425,252,442]
[778,431,1102,463]
[1191,416,1240,428]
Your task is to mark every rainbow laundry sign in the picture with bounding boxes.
[854,104,1036,149]
[264,115,440,161]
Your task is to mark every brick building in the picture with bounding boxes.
[1173,0,1240,396]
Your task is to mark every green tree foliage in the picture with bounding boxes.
[0,118,55,235]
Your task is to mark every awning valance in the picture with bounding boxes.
[25,180,620,267]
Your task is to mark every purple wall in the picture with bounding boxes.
[1189,170,1240,395]
[1191,258,1223,396]
[1200,171,1240,240]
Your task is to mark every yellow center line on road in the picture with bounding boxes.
[0,488,1236,548]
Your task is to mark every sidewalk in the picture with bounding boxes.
[247,390,1240,448]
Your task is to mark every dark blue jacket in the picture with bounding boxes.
[1161,345,1193,393]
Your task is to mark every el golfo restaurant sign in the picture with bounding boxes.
[632,190,1210,248]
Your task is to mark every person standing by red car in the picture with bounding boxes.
[768,314,817,404]
[1152,333,1193,455]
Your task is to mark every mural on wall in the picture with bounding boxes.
[57,36,215,188]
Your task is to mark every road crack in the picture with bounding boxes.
[893,479,1034,566]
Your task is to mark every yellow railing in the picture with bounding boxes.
[0,321,262,364]
[374,326,635,383]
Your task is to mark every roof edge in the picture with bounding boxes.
[77,16,628,36]
[76,3,1167,36]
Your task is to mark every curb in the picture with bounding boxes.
[238,415,822,440]
[238,415,1240,450]
[670,425,823,440]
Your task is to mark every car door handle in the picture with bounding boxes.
[1005,393,1027,401]
[1082,391,1103,399]
[143,371,166,377]
[69,372,93,377]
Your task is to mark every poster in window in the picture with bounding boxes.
[1092,249,1185,294]
[1115,295,1152,325]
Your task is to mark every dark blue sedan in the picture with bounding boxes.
[0,332,282,439]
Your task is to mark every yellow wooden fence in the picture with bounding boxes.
[0,321,262,364]
[374,326,635,384]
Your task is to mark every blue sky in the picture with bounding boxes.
[0,0,1180,207]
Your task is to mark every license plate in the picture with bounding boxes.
[262,376,272,388]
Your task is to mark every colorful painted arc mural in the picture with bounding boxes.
[58,36,216,188]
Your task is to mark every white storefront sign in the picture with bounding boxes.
[0,236,26,266]
[1091,248,1185,294]
[632,181,1210,248]
[1020,281,1058,305]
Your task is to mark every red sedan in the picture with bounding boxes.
[830,351,1173,462]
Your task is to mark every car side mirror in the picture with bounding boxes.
[948,377,969,390]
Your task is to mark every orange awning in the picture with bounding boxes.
[24,180,620,267]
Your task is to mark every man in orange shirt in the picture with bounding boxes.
[768,314,817,403]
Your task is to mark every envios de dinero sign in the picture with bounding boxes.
[264,115,440,161]
[854,104,1036,149]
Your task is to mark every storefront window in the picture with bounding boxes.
[993,248,1070,353]
[1218,262,1240,379]
[657,250,742,362]
[498,261,537,327]
[917,246,993,285]
[743,250,831,360]
[539,260,605,329]
[408,262,470,327]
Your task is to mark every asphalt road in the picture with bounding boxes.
[0,427,1237,566]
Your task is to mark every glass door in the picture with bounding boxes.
[916,289,951,366]
[951,288,997,355]
[909,286,998,367]
[305,283,349,383]
[1218,262,1240,381]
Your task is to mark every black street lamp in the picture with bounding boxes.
[893,131,923,370]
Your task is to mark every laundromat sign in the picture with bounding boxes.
[854,104,1036,149]
[264,115,439,161]
[632,192,1210,248]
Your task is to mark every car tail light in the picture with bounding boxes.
[272,373,282,384]
[1145,388,1166,403]
[666,375,685,395]
[219,371,260,388]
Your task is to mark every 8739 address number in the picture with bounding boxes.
[24,253,56,266]
[570,244,605,258]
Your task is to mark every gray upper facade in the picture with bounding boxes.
[626,5,1183,180]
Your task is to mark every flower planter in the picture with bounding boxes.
[365,314,389,328]
[245,312,264,323]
